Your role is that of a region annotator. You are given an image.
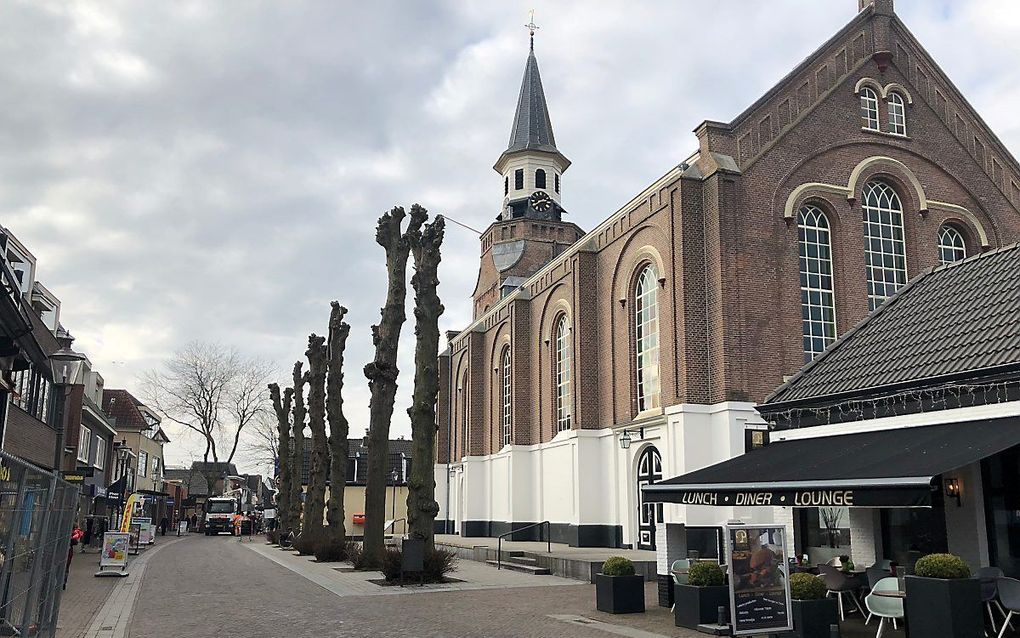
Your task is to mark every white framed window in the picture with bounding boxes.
[138,450,148,477]
[798,205,838,362]
[634,264,661,411]
[501,347,512,447]
[860,87,880,131]
[77,425,91,464]
[938,225,967,264]
[94,437,106,470]
[887,92,907,135]
[862,181,908,310]
[554,315,572,432]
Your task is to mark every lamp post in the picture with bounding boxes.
[390,469,398,524]
[49,345,87,472]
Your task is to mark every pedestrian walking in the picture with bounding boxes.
[160,516,169,536]
[64,523,84,590]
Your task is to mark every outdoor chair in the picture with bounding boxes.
[820,564,866,621]
[864,567,892,624]
[870,559,893,571]
[865,577,903,638]
[978,567,1006,636]
[995,577,1020,638]
[669,559,690,612]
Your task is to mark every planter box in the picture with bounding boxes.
[674,584,728,629]
[790,598,839,638]
[905,575,982,638]
[595,573,645,614]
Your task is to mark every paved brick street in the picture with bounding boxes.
[56,549,119,638]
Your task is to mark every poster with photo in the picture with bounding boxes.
[726,525,792,635]
[100,532,130,569]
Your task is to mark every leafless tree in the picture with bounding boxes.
[142,342,273,491]
[361,205,425,566]
[405,213,444,548]
[325,303,351,545]
[289,362,307,533]
[241,408,280,474]
[267,383,293,537]
[302,334,329,539]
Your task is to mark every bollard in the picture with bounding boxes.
[717,605,727,626]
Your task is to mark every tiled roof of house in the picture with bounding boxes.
[101,389,149,430]
[762,243,1020,409]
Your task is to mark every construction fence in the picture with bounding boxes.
[0,450,79,637]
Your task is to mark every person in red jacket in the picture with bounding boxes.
[64,523,84,590]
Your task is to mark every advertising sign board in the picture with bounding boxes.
[726,525,793,635]
[100,532,130,570]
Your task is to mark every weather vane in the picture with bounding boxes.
[525,9,539,50]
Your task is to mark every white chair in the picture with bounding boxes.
[669,559,690,612]
[865,577,904,638]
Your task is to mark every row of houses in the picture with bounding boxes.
[0,224,170,524]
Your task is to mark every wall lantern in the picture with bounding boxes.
[618,427,644,450]
[944,477,962,507]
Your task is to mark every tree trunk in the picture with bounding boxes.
[288,361,306,534]
[268,383,294,541]
[361,205,425,565]
[326,302,351,543]
[303,335,329,537]
[406,214,445,549]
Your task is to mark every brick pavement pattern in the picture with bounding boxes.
[56,550,119,638]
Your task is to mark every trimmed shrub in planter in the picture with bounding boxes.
[789,572,839,638]
[380,546,459,583]
[905,553,981,638]
[675,562,728,629]
[596,557,645,614]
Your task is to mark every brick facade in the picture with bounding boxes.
[437,1,1020,466]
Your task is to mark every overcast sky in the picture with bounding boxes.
[2,0,1018,474]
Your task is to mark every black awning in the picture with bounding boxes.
[643,418,1020,508]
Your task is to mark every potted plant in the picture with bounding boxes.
[674,561,728,629]
[595,556,645,614]
[789,572,839,638]
[905,553,982,638]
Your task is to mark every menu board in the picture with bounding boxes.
[726,525,792,635]
[100,532,130,569]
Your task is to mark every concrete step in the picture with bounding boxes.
[508,555,539,565]
[485,559,551,575]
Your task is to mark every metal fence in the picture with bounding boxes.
[0,451,79,637]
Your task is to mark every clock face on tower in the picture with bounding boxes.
[529,190,552,212]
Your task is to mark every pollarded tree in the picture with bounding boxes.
[361,204,426,566]
[325,302,351,544]
[268,383,294,540]
[302,334,329,538]
[406,213,445,548]
[288,361,306,534]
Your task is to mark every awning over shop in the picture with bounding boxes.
[643,419,1020,508]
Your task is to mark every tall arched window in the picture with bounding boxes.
[634,264,661,411]
[860,87,879,131]
[938,225,967,264]
[535,169,547,189]
[798,205,837,362]
[554,315,572,432]
[458,369,468,456]
[862,181,907,310]
[500,346,511,447]
[887,92,906,135]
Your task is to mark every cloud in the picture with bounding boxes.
[1,0,1017,473]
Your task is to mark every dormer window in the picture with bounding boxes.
[860,87,880,131]
[514,169,524,191]
[535,169,546,189]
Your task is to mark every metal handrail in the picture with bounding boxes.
[384,518,407,535]
[496,521,551,570]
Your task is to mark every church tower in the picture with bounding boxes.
[472,25,584,318]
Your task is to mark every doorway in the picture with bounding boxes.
[637,446,663,550]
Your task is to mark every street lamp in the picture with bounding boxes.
[49,345,87,471]
[619,430,632,450]
[390,469,399,524]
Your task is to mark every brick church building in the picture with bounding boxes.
[434,0,1020,552]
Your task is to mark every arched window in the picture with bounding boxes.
[860,87,879,131]
[458,369,468,456]
[634,264,661,411]
[798,205,837,362]
[554,315,572,432]
[862,181,907,310]
[500,346,511,447]
[938,225,967,264]
[887,92,906,136]
[535,169,547,189]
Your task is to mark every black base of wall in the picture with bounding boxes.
[657,574,673,608]
[461,520,624,548]
[433,519,456,534]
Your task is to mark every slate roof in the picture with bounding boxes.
[101,389,149,430]
[762,243,1020,410]
[299,438,412,486]
[495,44,569,169]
